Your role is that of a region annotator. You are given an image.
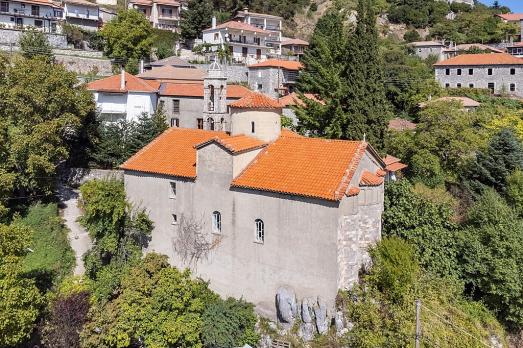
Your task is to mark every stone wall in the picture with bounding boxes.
[55,55,113,76]
[196,63,249,83]
[61,168,124,187]
[0,28,67,48]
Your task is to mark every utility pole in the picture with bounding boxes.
[415,299,421,348]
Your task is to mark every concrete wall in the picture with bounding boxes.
[94,91,157,122]
[64,3,99,31]
[124,145,384,318]
[0,2,61,33]
[412,45,445,60]
[230,108,282,142]
[0,28,66,48]
[435,64,523,97]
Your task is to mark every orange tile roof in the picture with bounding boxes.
[360,170,384,186]
[376,169,386,177]
[230,92,281,109]
[160,83,251,98]
[278,92,324,107]
[280,128,303,138]
[205,20,270,34]
[496,13,523,22]
[383,155,401,166]
[232,137,368,201]
[281,38,309,46]
[346,187,360,197]
[434,53,523,66]
[121,128,228,178]
[195,135,266,154]
[248,59,303,71]
[386,162,408,172]
[87,72,158,93]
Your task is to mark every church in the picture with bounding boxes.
[121,63,388,318]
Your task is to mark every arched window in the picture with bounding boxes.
[220,117,225,130]
[208,118,215,130]
[255,219,264,243]
[212,211,221,233]
[208,85,215,111]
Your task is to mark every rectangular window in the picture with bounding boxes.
[242,47,248,57]
[468,68,473,75]
[173,99,180,114]
[510,83,516,92]
[445,83,450,88]
[0,2,8,12]
[254,37,260,45]
[251,121,255,134]
[197,118,203,129]
[34,19,42,27]
[457,69,462,76]
[214,33,219,41]
[488,82,495,93]
[171,214,178,225]
[457,83,462,88]
[488,68,493,75]
[257,84,262,91]
[169,182,176,198]
[158,100,165,110]
[511,68,516,75]
[469,83,474,88]
[445,68,450,76]
[31,5,39,16]
[170,118,179,127]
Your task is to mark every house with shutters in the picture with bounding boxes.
[247,59,303,98]
[0,0,63,33]
[434,53,523,97]
[121,91,388,317]
[128,0,180,31]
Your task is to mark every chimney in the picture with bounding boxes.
[139,59,144,74]
[120,68,125,90]
[243,7,248,14]
[212,16,216,29]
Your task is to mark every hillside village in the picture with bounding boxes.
[4,0,523,347]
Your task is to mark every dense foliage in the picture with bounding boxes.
[297,0,390,148]
[19,29,53,61]
[181,0,214,41]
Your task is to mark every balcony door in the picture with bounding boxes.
[16,17,23,28]
[256,49,261,59]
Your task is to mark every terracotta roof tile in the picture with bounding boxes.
[383,155,401,166]
[87,72,158,93]
[346,187,360,196]
[496,13,523,21]
[278,92,324,107]
[231,137,368,201]
[376,169,386,177]
[160,83,251,98]
[204,20,270,34]
[195,135,266,154]
[280,128,303,137]
[121,128,228,178]
[434,53,523,66]
[248,59,303,71]
[386,162,408,172]
[281,38,309,46]
[360,170,384,186]
[230,92,281,109]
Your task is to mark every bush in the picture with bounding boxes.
[403,29,421,42]
[22,203,75,289]
[202,297,260,348]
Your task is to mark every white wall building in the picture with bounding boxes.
[87,71,160,122]
[63,0,99,31]
[202,18,279,65]
[233,8,282,55]
[0,0,62,33]
[128,0,180,31]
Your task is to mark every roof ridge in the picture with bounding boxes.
[335,141,367,199]
[121,127,177,169]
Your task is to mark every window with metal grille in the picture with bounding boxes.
[212,211,221,233]
[255,219,264,243]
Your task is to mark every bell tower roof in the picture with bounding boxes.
[207,61,225,79]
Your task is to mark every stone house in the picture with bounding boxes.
[128,0,180,31]
[87,70,160,122]
[202,19,279,64]
[120,91,387,317]
[62,0,99,31]
[247,59,303,98]
[434,53,523,97]
[495,13,523,24]
[0,0,63,33]
[409,41,447,60]
[281,38,309,59]
[278,92,323,125]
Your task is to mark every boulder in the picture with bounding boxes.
[276,287,297,329]
[314,297,329,334]
[298,322,316,341]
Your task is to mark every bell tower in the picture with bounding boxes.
[203,61,229,131]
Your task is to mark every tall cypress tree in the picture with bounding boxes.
[296,0,390,148]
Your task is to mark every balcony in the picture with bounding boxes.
[0,8,60,19]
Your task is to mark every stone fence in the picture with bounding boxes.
[61,168,124,187]
[0,28,67,48]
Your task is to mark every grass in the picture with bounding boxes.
[22,203,75,290]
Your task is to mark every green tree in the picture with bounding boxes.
[403,29,421,42]
[460,189,523,329]
[101,10,154,73]
[0,223,44,346]
[202,297,259,348]
[180,0,213,41]
[19,28,53,61]
[0,57,95,211]
[127,110,168,156]
[464,128,523,194]
[81,253,218,348]
[383,180,459,278]
[506,169,523,215]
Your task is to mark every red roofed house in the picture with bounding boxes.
[434,53,523,97]
[248,59,303,98]
[281,37,309,59]
[122,93,387,318]
[0,0,63,33]
[202,15,281,64]
[495,13,523,23]
[128,0,180,31]
[87,70,159,122]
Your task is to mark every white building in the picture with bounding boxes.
[0,0,62,33]
[202,18,279,65]
[87,71,160,122]
[63,0,99,31]
[232,8,282,55]
[128,0,180,31]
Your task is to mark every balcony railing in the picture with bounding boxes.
[0,8,60,19]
